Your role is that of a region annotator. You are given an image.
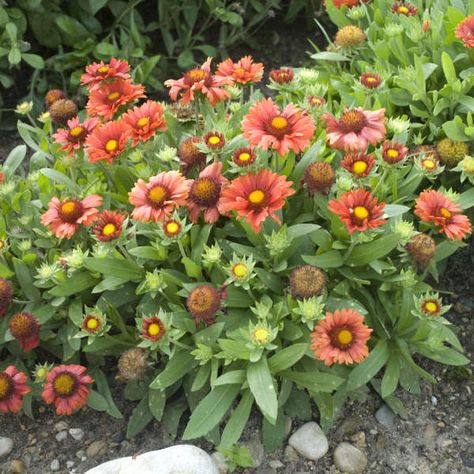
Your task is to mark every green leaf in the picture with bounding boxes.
[148,389,166,422]
[128,246,165,260]
[262,410,286,452]
[86,390,109,412]
[90,368,123,419]
[280,370,344,392]
[127,395,153,438]
[268,343,308,373]
[150,350,198,389]
[302,250,343,268]
[219,390,254,449]
[381,352,400,398]
[3,145,26,177]
[84,257,144,281]
[13,258,40,301]
[311,51,349,61]
[292,140,323,184]
[214,370,246,386]
[22,53,44,69]
[383,205,410,218]
[346,234,399,266]
[441,51,456,84]
[459,187,474,210]
[40,168,76,190]
[49,271,98,296]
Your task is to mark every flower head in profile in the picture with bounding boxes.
[45,89,66,108]
[187,162,228,224]
[41,195,103,239]
[220,169,296,233]
[322,107,385,152]
[93,210,126,242]
[84,120,130,164]
[0,366,31,414]
[406,233,436,271]
[42,365,93,416]
[165,57,232,106]
[308,96,326,107]
[80,58,131,91]
[8,312,40,352]
[129,171,190,223]
[187,284,223,326]
[381,141,408,164]
[341,152,375,178]
[269,68,294,84]
[53,117,100,156]
[311,308,372,366]
[391,2,417,15]
[455,15,474,48]
[328,188,386,234]
[242,98,315,156]
[216,55,264,84]
[414,190,472,240]
[0,278,13,318]
[122,100,166,146]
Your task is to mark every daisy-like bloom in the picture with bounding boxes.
[41,195,103,239]
[164,57,232,106]
[269,68,294,84]
[80,58,131,91]
[93,210,126,242]
[187,284,222,326]
[163,219,182,238]
[436,138,469,167]
[8,312,41,352]
[0,366,31,414]
[84,120,130,164]
[322,107,385,152]
[289,265,325,300]
[0,278,13,318]
[53,116,100,156]
[232,147,256,167]
[122,100,166,146]
[311,309,373,366]
[216,55,264,84]
[220,168,296,233]
[341,152,375,178]
[391,1,417,15]
[308,96,326,107]
[81,314,103,334]
[406,233,436,272]
[179,136,207,174]
[187,162,228,224]
[49,99,79,126]
[86,78,145,120]
[360,73,382,89]
[42,365,93,416]
[414,190,472,240]
[141,316,165,343]
[128,171,190,223]
[45,89,66,108]
[303,162,335,195]
[381,140,408,164]
[328,188,386,234]
[455,15,474,48]
[242,98,315,157]
[335,25,366,47]
[204,131,225,150]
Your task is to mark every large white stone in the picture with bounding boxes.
[288,422,329,460]
[85,445,219,474]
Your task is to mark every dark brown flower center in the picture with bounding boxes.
[339,110,367,133]
[58,200,84,223]
[52,372,78,397]
[190,177,220,207]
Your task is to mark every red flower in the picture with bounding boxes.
[84,120,130,164]
[455,15,474,48]
[341,153,375,178]
[122,100,166,146]
[391,2,417,15]
[203,131,225,150]
[311,309,373,366]
[308,96,326,107]
[0,172,4,184]
[0,366,31,414]
[94,210,126,242]
[216,55,264,84]
[165,58,232,106]
[86,78,145,120]
[269,68,294,84]
[232,147,256,167]
[414,190,472,240]
[42,365,93,415]
[328,188,386,234]
[80,58,131,91]
[360,73,382,89]
[41,195,102,239]
[242,98,316,157]
[8,312,40,352]
[220,168,295,233]
[53,116,100,156]
[381,141,408,164]
[141,316,166,342]
[331,0,369,8]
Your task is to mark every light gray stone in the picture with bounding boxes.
[50,459,60,471]
[54,421,68,432]
[85,445,220,474]
[333,442,368,474]
[0,437,13,459]
[69,428,85,441]
[55,431,68,442]
[288,422,328,460]
[86,440,107,458]
[375,404,395,429]
[210,451,228,473]
[269,459,284,468]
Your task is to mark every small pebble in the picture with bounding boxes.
[9,460,24,474]
[375,404,395,429]
[50,459,60,471]
[210,451,227,474]
[431,396,438,406]
[269,460,284,468]
[86,440,108,458]
[75,450,85,460]
[289,422,329,460]
[54,421,69,432]
[55,431,68,442]
[69,428,85,441]
[66,460,75,469]
[242,436,264,467]
[0,437,14,459]
[333,442,368,474]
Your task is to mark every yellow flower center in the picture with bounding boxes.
[248,189,265,204]
[353,206,369,219]
[337,329,353,345]
[234,67,246,75]
[105,139,118,152]
[137,117,149,128]
[0,374,11,399]
[253,328,270,343]
[107,92,120,102]
[61,201,77,216]
[352,160,368,175]
[439,207,452,218]
[193,178,217,200]
[387,149,399,158]
[53,373,76,396]
[98,66,110,75]
[36,367,47,380]
[398,6,409,13]
[422,159,436,169]
[148,185,168,204]
[424,301,438,313]
[148,323,161,337]
[233,263,248,278]
[102,223,116,236]
[166,222,179,234]
[86,317,99,330]
[239,152,251,162]
[0,240,4,250]
[311,97,322,105]
[270,116,288,130]
[70,126,84,137]
[208,135,221,145]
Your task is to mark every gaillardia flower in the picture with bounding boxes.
[382,140,408,164]
[242,98,315,156]
[269,68,294,84]
[220,168,296,233]
[204,131,225,150]
[42,365,93,416]
[232,147,256,167]
[414,190,472,240]
[328,188,386,234]
[0,366,31,414]
[360,73,382,89]
[141,315,166,343]
[322,107,385,152]
[84,120,130,164]
[0,278,13,318]
[303,162,335,195]
[8,312,40,352]
[187,284,222,326]
[308,96,326,107]
[163,219,182,238]
[436,138,469,167]
[49,99,78,126]
[406,233,436,272]
[41,195,103,239]
[122,100,166,146]
[80,58,131,91]
[94,210,126,242]
[341,152,375,178]
[81,313,104,335]
[391,1,417,15]
[129,171,190,222]
[311,309,373,366]
[179,136,207,174]
[53,116,100,156]
[216,55,264,84]
[289,265,326,300]
[455,15,474,48]
[335,25,366,47]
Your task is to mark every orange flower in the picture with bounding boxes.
[86,78,145,120]
[330,0,369,8]
[269,68,294,84]
[93,210,126,242]
[122,100,166,146]
[360,73,382,89]
[242,98,315,157]
[455,15,474,48]
[391,2,417,15]
[220,168,295,233]
[8,312,40,352]
[216,55,264,84]
[41,195,103,239]
[128,171,190,223]
[311,309,373,366]
[42,365,93,415]
[53,116,100,156]
[165,58,232,106]
[328,188,386,234]
[414,190,472,240]
[80,58,131,91]
[341,152,375,178]
[84,120,130,164]
[232,147,256,167]
[0,366,31,414]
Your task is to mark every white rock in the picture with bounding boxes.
[211,451,228,473]
[288,422,328,460]
[69,428,85,441]
[50,459,60,471]
[85,445,219,474]
[55,430,68,442]
[0,436,13,458]
[333,442,368,474]
[54,421,69,432]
